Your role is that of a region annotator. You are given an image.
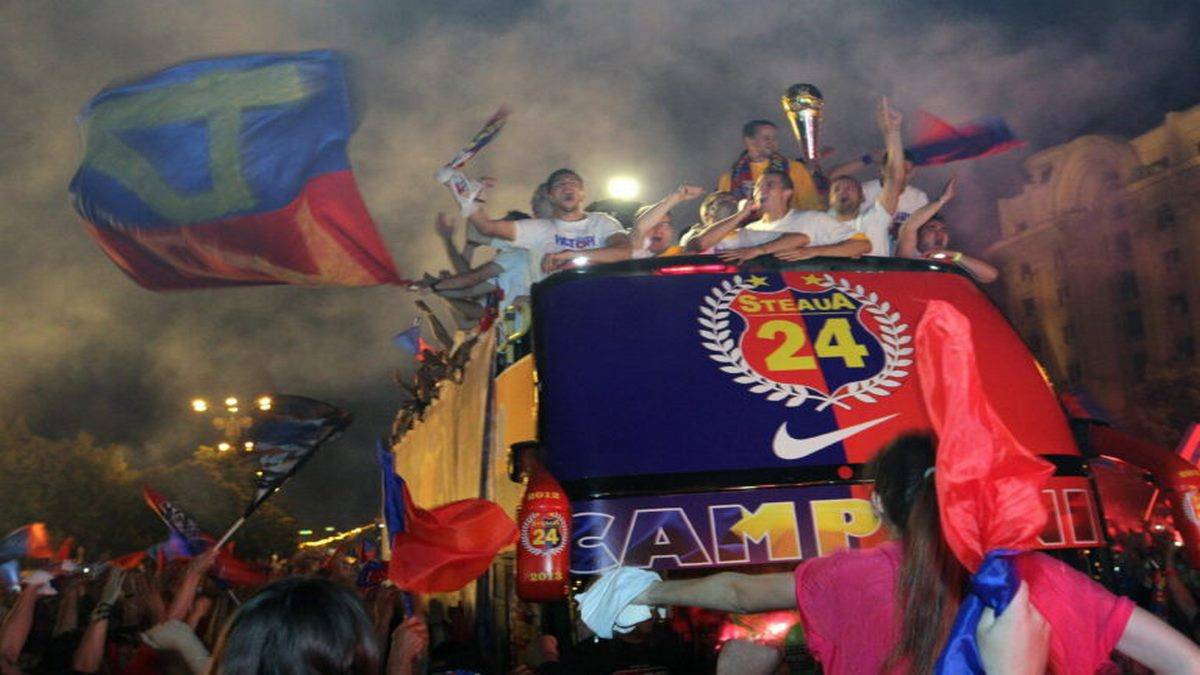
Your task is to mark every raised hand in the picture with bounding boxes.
[938,176,958,205]
[876,96,902,136]
[673,184,705,202]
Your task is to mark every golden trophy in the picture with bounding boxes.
[781,84,824,162]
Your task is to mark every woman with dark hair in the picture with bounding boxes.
[209,577,381,675]
[609,433,1200,674]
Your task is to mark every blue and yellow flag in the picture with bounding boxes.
[69,51,401,290]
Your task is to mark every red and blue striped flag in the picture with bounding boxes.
[908,110,1025,167]
[0,524,55,562]
[69,51,402,290]
[378,442,516,593]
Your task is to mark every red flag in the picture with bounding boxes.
[213,550,269,587]
[908,111,1025,167]
[109,551,149,570]
[387,482,517,593]
[54,537,75,564]
[916,301,1054,571]
[0,523,55,561]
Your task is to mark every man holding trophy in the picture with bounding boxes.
[716,118,823,211]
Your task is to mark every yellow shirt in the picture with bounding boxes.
[717,159,823,211]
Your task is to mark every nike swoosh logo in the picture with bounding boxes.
[772,414,899,460]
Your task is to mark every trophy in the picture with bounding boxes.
[781,84,824,163]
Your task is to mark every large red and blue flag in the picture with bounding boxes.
[908,110,1025,167]
[378,442,516,593]
[0,524,55,562]
[69,51,402,290]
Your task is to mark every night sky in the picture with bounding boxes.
[2,0,1197,528]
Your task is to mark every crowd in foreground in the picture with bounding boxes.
[4,431,1200,674]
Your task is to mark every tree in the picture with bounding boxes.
[0,419,297,560]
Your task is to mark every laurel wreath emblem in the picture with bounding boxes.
[698,274,913,411]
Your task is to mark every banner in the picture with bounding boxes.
[245,394,351,515]
[69,50,401,290]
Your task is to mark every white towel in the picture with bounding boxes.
[574,567,664,639]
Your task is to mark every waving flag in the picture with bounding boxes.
[109,550,149,571]
[146,532,194,569]
[70,51,401,290]
[379,442,516,593]
[908,111,1024,167]
[143,486,212,554]
[1177,423,1200,468]
[0,524,55,561]
[915,301,1054,674]
[244,395,352,516]
[0,560,19,591]
[445,107,509,170]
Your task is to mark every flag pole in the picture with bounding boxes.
[213,517,246,550]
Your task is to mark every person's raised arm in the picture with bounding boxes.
[687,201,755,253]
[634,184,705,241]
[897,176,956,259]
[167,548,217,623]
[0,582,39,666]
[828,150,882,180]
[464,203,518,241]
[876,97,906,217]
[435,213,473,274]
[633,571,795,614]
[1114,606,1200,674]
[72,569,125,673]
[718,232,811,264]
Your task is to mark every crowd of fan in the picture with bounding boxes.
[0,540,559,674]
[415,97,999,332]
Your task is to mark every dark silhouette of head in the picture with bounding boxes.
[210,577,380,675]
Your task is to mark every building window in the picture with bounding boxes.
[1062,323,1075,346]
[1020,263,1034,282]
[1168,293,1190,315]
[1132,352,1148,379]
[1113,231,1133,256]
[1163,248,1182,269]
[1026,333,1043,355]
[1057,285,1071,306]
[1022,297,1037,317]
[1124,309,1145,340]
[1157,204,1177,230]
[1115,271,1139,301]
[1177,335,1196,360]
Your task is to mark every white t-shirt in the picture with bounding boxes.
[511,212,624,281]
[860,180,930,225]
[714,209,859,251]
[489,243,532,302]
[832,200,894,256]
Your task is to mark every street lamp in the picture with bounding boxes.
[606,176,640,200]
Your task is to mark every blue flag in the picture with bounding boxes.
[69,51,401,290]
[245,395,351,515]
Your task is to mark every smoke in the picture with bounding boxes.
[0,0,1195,524]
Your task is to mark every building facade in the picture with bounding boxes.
[987,105,1200,421]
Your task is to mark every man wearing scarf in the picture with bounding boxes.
[717,120,823,211]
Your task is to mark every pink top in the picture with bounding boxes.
[794,541,1134,674]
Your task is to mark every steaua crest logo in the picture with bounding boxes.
[699,274,912,410]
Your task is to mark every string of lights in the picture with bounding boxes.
[296,522,383,549]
